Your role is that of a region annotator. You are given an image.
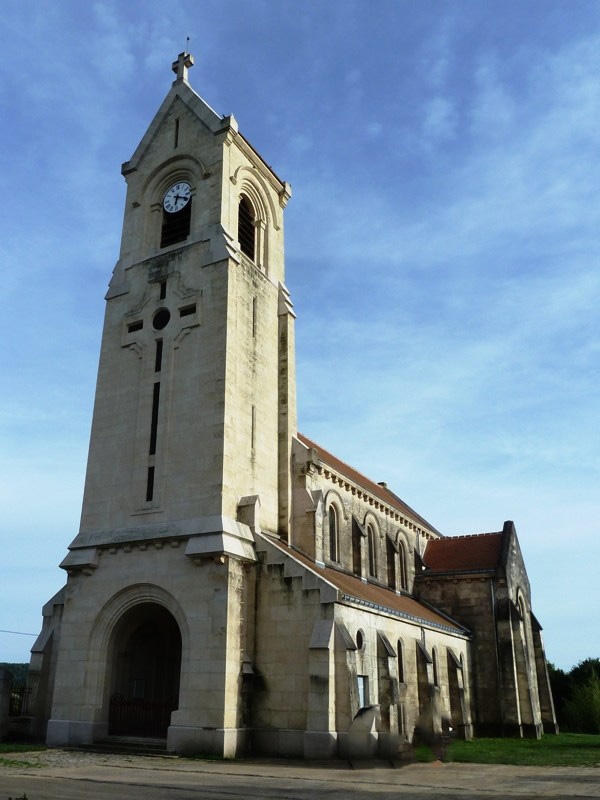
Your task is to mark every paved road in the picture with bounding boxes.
[1,749,599,799]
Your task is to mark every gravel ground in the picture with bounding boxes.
[1,748,599,800]
[1,747,177,769]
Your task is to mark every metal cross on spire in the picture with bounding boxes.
[172,51,194,83]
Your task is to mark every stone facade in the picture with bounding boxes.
[415,522,557,737]
[26,53,556,758]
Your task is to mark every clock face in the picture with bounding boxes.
[163,182,191,213]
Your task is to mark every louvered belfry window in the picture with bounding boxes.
[161,199,192,248]
[238,196,256,259]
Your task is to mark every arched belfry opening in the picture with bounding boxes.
[107,603,182,738]
[160,180,192,248]
[238,195,256,259]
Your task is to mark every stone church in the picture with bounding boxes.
[27,53,557,758]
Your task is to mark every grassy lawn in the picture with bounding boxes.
[0,743,45,754]
[446,733,600,767]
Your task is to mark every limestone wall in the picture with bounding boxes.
[291,436,436,594]
[45,544,245,751]
[415,572,501,732]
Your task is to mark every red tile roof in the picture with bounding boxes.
[423,532,505,574]
[267,537,467,634]
[297,433,440,535]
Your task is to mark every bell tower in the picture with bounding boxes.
[41,53,296,755]
[71,51,295,555]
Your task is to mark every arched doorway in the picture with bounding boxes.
[108,602,182,738]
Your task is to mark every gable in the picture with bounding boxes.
[122,81,235,176]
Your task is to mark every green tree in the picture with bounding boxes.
[0,663,28,682]
[568,658,600,686]
[564,668,600,734]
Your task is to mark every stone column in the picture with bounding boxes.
[304,619,337,758]
[377,631,399,757]
[531,619,558,734]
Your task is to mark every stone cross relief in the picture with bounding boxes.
[123,275,200,359]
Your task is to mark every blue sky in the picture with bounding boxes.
[1,1,598,671]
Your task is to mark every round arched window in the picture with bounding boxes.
[238,196,256,259]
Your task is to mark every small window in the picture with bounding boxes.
[357,675,369,709]
[367,524,377,577]
[432,648,439,687]
[398,541,408,590]
[387,537,396,589]
[238,196,255,259]
[397,639,405,683]
[179,304,196,317]
[127,320,143,333]
[356,629,364,651]
[328,505,339,562]
[352,518,362,576]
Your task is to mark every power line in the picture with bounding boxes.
[0,629,37,637]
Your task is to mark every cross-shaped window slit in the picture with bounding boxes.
[155,341,163,373]
[179,304,196,318]
[149,382,161,455]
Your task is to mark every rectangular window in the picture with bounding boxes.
[160,281,167,300]
[179,304,196,317]
[127,320,143,333]
[357,675,369,709]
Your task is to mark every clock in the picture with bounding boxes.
[163,182,191,213]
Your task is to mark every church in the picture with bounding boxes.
[26,53,557,758]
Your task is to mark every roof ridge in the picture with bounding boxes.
[297,432,440,535]
[299,433,383,490]
[437,531,503,541]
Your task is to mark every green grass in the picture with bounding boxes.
[0,756,39,768]
[0,743,45,754]
[1,736,598,768]
[0,744,44,771]
[447,733,600,767]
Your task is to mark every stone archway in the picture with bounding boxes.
[107,602,182,738]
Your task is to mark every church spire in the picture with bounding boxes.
[172,51,194,84]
